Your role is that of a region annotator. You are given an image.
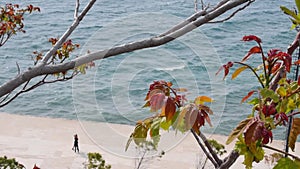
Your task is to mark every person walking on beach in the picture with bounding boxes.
[72,134,79,153]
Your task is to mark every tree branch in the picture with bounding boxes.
[199,132,223,166]
[209,0,254,23]
[74,0,80,19]
[263,145,300,161]
[218,150,239,169]
[0,73,77,107]
[191,130,218,167]
[0,0,252,99]
[41,0,96,64]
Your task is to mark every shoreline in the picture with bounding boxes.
[0,112,299,169]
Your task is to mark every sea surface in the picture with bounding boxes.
[0,0,297,140]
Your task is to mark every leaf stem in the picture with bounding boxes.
[234,61,265,88]
[259,43,269,87]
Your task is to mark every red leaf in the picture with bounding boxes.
[216,62,234,80]
[298,76,300,85]
[271,63,281,74]
[294,59,300,65]
[241,46,261,62]
[184,104,199,130]
[162,97,176,122]
[268,49,280,58]
[262,128,273,144]
[244,121,264,145]
[33,164,41,169]
[284,54,292,72]
[150,93,166,112]
[242,35,262,44]
[241,90,255,103]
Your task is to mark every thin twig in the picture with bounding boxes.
[16,62,20,75]
[41,0,96,64]
[288,111,300,117]
[200,0,205,10]
[194,0,198,12]
[209,0,254,23]
[0,73,77,107]
[136,149,147,169]
[191,129,218,168]
[74,0,80,19]
[219,150,239,169]
[263,145,300,160]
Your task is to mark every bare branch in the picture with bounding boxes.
[191,129,218,168]
[0,73,77,107]
[16,62,20,75]
[74,0,80,19]
[263,145,300,160]
[209,0,254,24]
[199,132,223,166]
[218,150,239,169]
[200,0,205,10]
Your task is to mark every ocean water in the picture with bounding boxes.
[0,0,297,140]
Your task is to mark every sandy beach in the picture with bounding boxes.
[0,112,299,169]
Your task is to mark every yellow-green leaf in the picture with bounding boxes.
[280,6,300,21]
[274,157,300,169]
[194,96,213,105]
[226,118,253,145]
[288,118,300,151]
[296,0,300,14]
[232,66,248,80]
[277,86,287,97]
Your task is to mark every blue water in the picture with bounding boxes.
[0,0,297,140]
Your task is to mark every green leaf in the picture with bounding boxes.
[150,117,161,149]
[260,88,279,103]
[296,0,300,14]
[232,66,248,79]
[277,86,287,97]
[265,117,276,129]
[248,98,259,105]
[226,118,253,145]
[150,118,161,138]
[132,123,148,146]
[280,6,300,22]
[274,157,300,169]
[287,99,296,113]
[288,118,300,151]
[243,151,254,168]
[160,117,172,130]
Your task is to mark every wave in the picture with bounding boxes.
[156,65,185,71]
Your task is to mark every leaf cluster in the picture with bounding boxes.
[126,80,214,151]
[84,152,111,169]
[33,38,95,77]
[0,156,25,169]
[280,0,300,30]
[219,35,300,168]
[0,4,40,46]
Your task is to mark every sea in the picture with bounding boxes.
[0,0,297,141]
